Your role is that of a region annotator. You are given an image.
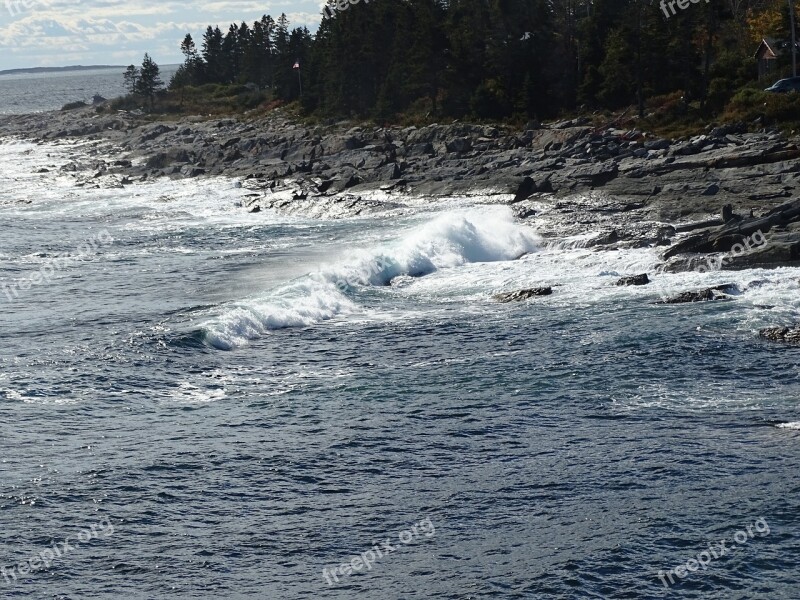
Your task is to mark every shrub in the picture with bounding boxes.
[705,78,735,115]
[723,88,800,127]
[110,95,143,111]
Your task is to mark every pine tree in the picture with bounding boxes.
[202,26,225,83]
[273,14,291,97]
[123,65,139,94]
[136,53,163,107]
[179,34,204,85]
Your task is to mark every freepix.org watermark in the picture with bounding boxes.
[322,517,435,586]
[657,517,770,587]
[660,0,709,19]
[5,0,38,16]
[1,229,113,303]
[654,229,769,301]
[323,0,371,19]
[328,254,398,293]
[1,517,115,585]
[693,230,769,272]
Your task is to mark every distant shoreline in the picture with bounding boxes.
[0,65,125,76]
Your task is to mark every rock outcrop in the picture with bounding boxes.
[655,284,739,304]
[494,288,553,302]
[4,107,800,274]
[615,274,650,286]
[759,326,800,345]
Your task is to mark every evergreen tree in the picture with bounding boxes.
[202,26,225,83]
[123,65,139,94]
[136,53,164,106]
[161,0,796,120]
[179,33,204,86]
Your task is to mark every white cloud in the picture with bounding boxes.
[0,0,324,69]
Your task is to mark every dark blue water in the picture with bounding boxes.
[1,140,799,598]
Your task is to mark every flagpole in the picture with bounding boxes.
[294,59,303,98]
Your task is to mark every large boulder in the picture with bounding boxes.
[494,287,553,302]
[616,274,650,286]
[446,137,472,153]
[512,177,537,203]
[655,284,738,304]
[571,160,619,187]
[759,326,800,345]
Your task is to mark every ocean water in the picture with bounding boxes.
[0,66,179,115]
[1,138,799,599]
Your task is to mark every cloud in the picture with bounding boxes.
[0,0,324,69]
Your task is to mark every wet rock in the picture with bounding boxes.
[536,174,554,193]
[512,176,537,203]
[702,183,720,196]
[615,274,650,286]
[656,226,675,246]
[656,284,739,304]
[513,206,537,219]
[344,174,362,188]
[494,287,553,302]
[180,165,206,177]
[722,203,733,221]
[759,326,800,345]
[585,230,619,247]
[664,198,800,259]
[145,152,169,169]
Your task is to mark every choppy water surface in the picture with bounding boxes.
[0,66,178,114]
[0,140,799,599]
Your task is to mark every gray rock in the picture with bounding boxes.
[494,287,553,302]
[571,161,619,186]
[377,163,401,180]
[446,137,472,153]
[759,326,800,344]
[180,165,206,177]
[615,274,650,286]
[656,284,738,304]
[644,139,670,151]
[512,177,537,203]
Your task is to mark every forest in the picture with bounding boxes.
[152,0,800,125]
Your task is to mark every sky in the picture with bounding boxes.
[0,0,324,71]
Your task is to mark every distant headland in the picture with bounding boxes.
[0,65,125,76]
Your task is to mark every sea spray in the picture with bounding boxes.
[200,207,541,349]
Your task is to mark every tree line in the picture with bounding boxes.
[139,0,799,120]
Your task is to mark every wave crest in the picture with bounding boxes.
[200,207,540,349]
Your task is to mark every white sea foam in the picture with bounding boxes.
[776,421,800,429]
[200,207,542,349]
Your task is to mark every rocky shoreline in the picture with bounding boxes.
[2,106,800,344]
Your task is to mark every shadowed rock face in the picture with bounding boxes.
[662,199,800,260]
[655,284,739,304]
[615,274,649,286]
[759,326,800,345]
[493,287,553,303]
